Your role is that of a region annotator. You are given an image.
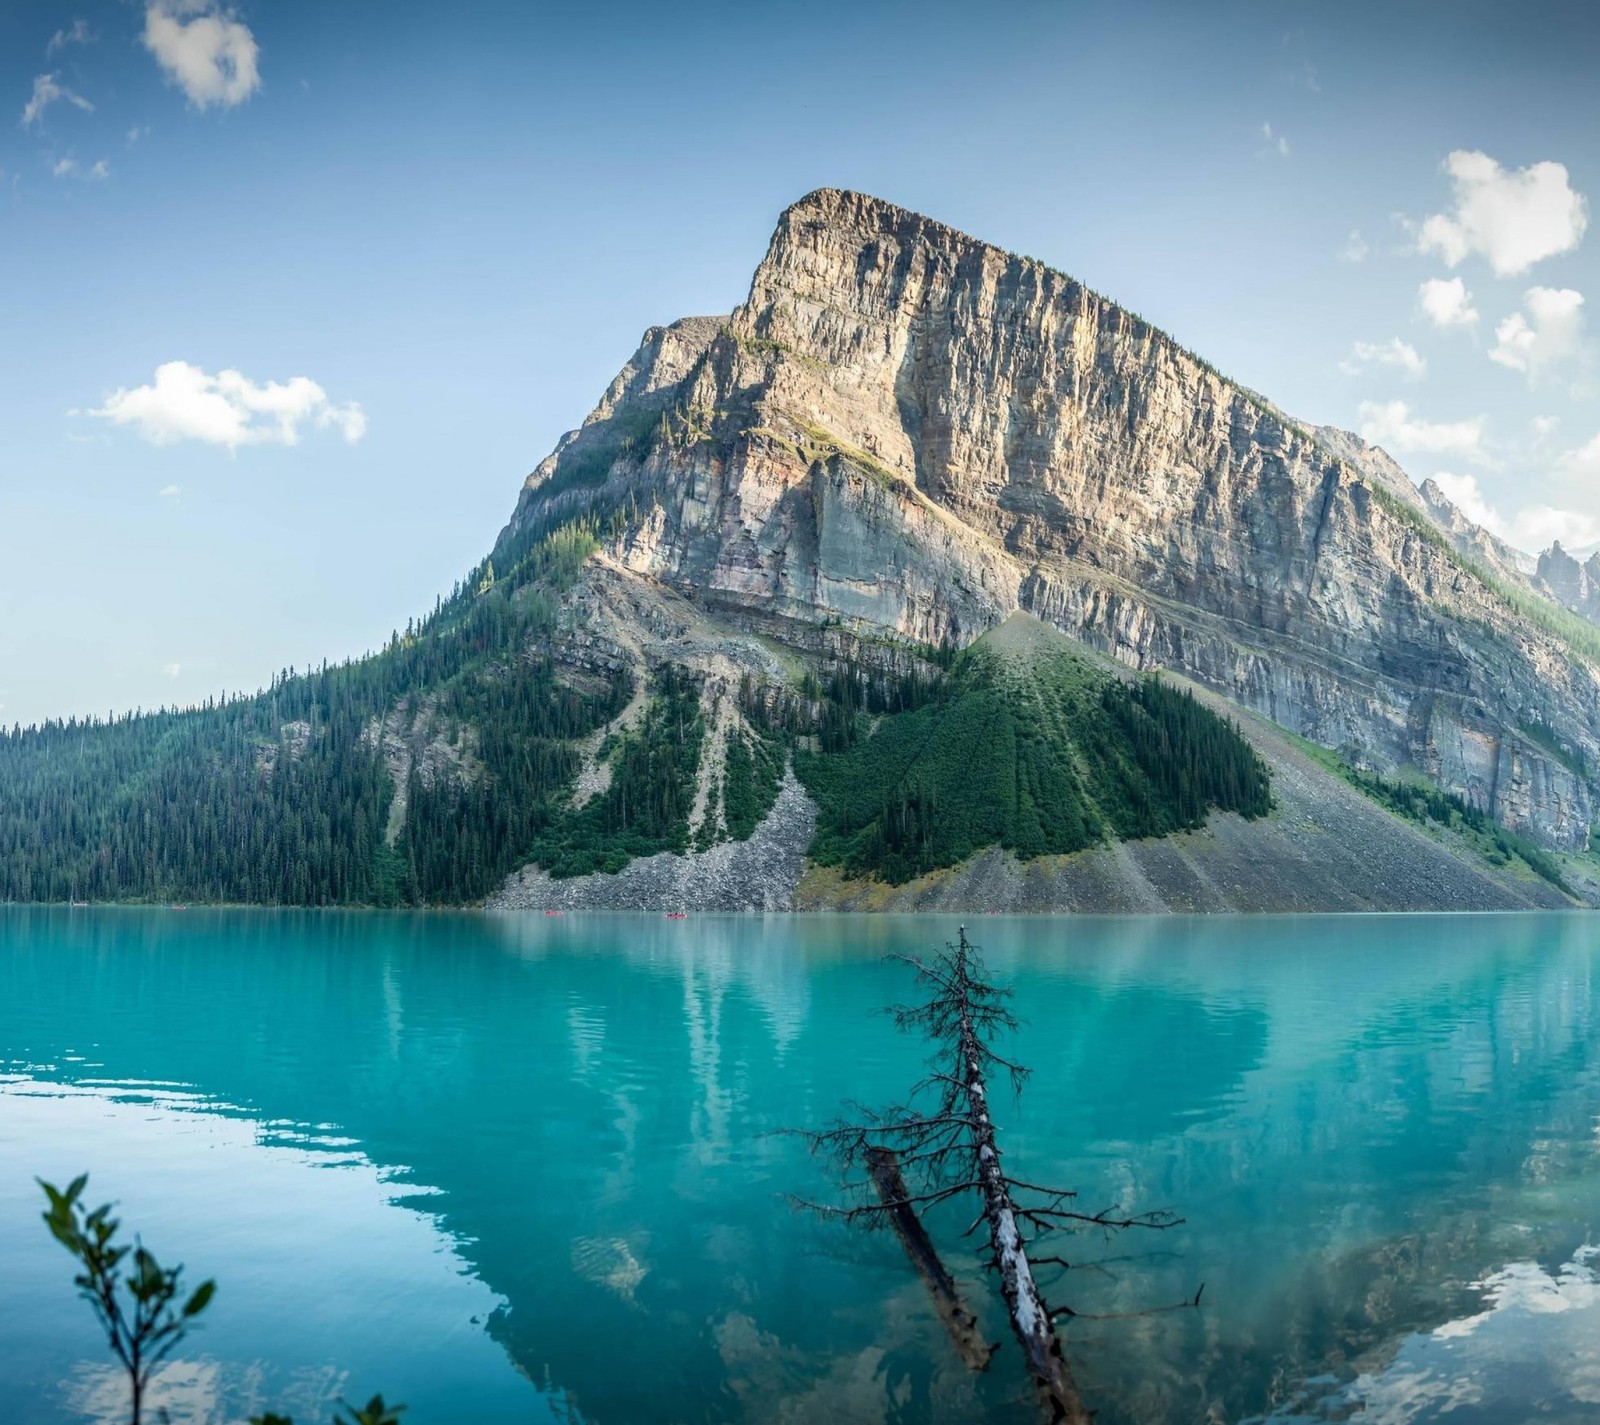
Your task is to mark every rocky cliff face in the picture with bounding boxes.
[1311,430,1538,588]
[1310,426,1431,517]
[501,189,1600,849]
[1537,543,1600,626]
[1414,477,1538,583]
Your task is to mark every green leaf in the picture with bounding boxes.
[183,1280,216,1317]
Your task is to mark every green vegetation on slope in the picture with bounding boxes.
[498,406,664,524]
[529,667,707,877]
[719,723,786,842]
[796,629,1271,884]
[0,520,618,907]
[1517,716,1590,779]
[1288,734,1573,896]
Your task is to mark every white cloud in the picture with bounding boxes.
[22,72,94,128]
[1489,286,1586,378]
[158,484,182,497]
[1432,471,1600,554]
[1340,230,1369,263]
[85,361,366,451]
[47,20,97,55]
[1425,431,1600,556]
[1260,122,1290,158]
[1532,415,1561,441]
[1343,338,1426,380]
[1557,432,1600,481]
[1417,151,1588,277]
[1431,471,1498,527]
[1418,276,1479,328]
[1500,506,1598,552]
[48,155,110,182]
[126,125,151,144]
[1358,399,1488,463]
[143,1,260,110]
[163,663,182,678]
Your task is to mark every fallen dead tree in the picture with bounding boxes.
[797,927,1193,1423]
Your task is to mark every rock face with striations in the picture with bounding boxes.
[501,189,1600,849]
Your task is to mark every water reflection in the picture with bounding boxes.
[64,1359,351,1425]
[1259,1245,1600,1424]
[0,1069,543,1424]
[3,910,1600,1423]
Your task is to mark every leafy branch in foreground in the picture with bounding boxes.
[39,1175,402,1425]
[40,1174,216,1425]
[794,929,1196,1423]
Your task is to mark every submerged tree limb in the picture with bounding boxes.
[866,1146,998,1372]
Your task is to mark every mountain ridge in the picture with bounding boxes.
[4,188,1599,911]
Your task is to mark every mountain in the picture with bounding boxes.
[500,190,1599,841]
[1309,426,1600,637]
[4,189,1598,911]
[1312,428,1600,636]
[1307,424,1432,519]
[1536,542,1600,626]
[1307,426,1538,587]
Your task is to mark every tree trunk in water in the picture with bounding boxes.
[956,951,1090,1424]
[866,1146,996,1372]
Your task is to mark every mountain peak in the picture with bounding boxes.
[746,187,1089,348]
[782,186,939,232]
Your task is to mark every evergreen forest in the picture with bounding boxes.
[0,498,1275,905]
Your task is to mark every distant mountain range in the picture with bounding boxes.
[4,190,1598,911]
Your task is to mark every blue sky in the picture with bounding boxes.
[1,0,1596,727]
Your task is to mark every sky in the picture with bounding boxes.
[1,0,1596,728]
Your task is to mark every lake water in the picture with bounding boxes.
[4,910,1600,1424]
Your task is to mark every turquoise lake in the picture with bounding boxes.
[5,910,1600,1424]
